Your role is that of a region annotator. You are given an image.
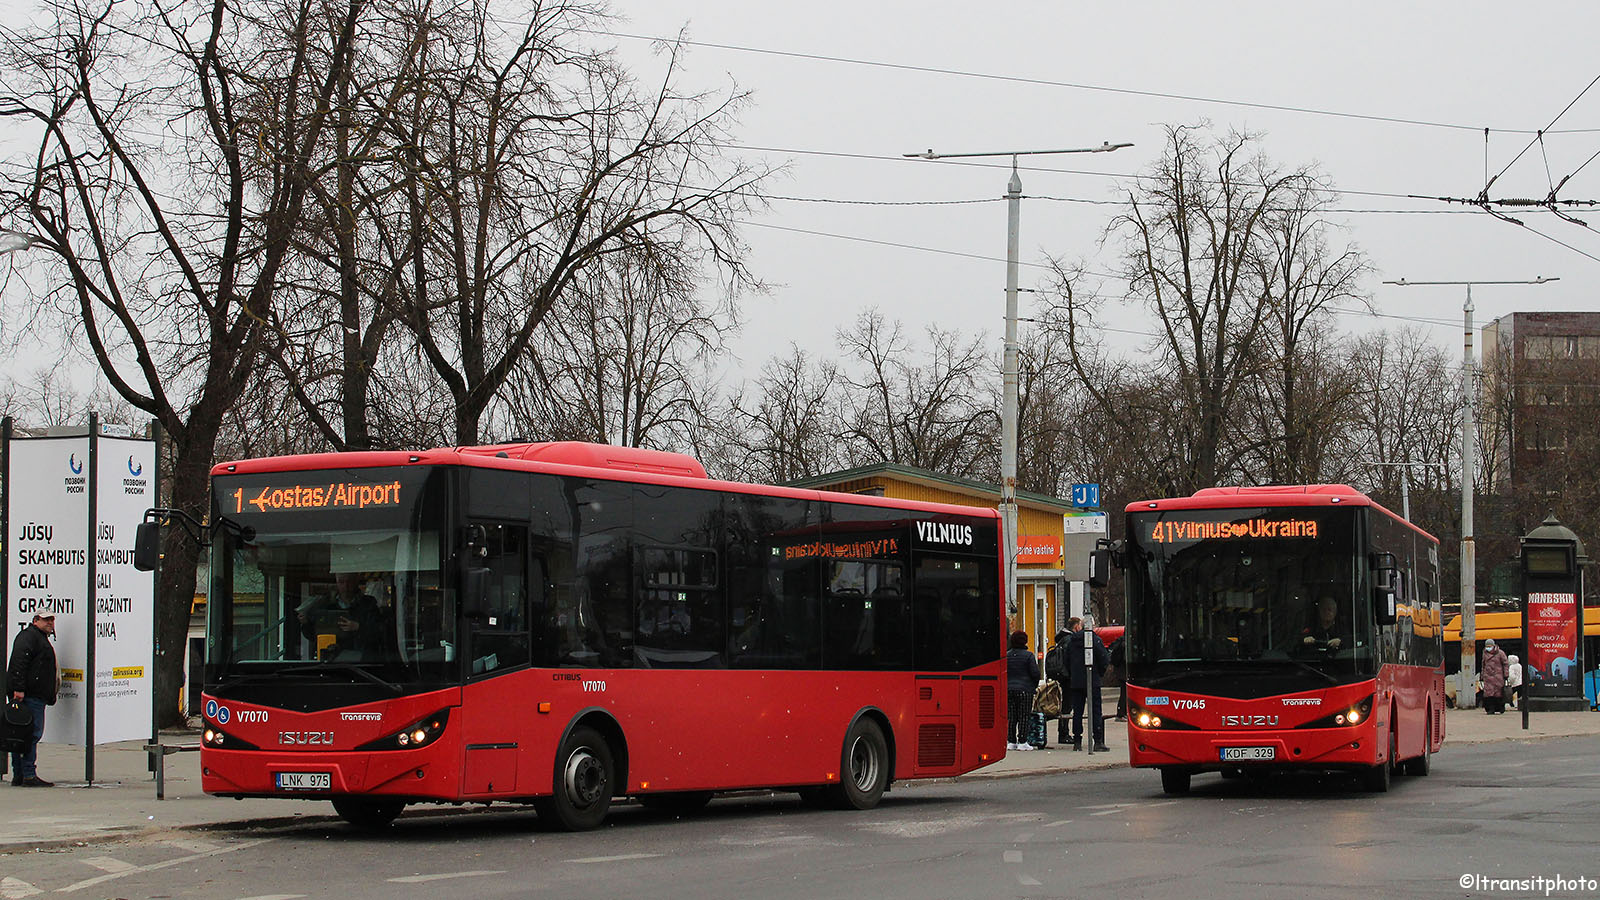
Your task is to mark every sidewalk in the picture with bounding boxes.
[2,707,1594,852]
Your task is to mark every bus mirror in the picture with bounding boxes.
[1089,549,1112,588]
[1376,589,1398,626]
[133,522,162,572]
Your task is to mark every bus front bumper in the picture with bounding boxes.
[1127,719,1379,771]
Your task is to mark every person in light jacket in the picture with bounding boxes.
[1006,630,1040,750]
[1505,653,1523,710]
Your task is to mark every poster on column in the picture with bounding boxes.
[1527,591,1579,687]
[6,437,90,745]
[94,437,156,742]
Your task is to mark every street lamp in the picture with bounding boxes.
[906,143,1132,628]
[1381,276,1558,708]
[1361,459,1448,521]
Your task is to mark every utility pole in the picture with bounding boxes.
[1383,276,1556,708]
[905,143,1131,626]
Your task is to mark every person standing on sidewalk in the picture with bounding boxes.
[1480,638,1509,715]
[8,613,59,787]
[1006,630,1040,751]
[1044,630,1071,745]
[1065,617,1109,751]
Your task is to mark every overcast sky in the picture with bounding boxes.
[611,1,1600,377]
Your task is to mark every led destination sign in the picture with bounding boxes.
[230,480,404,514]
[1148,518,1319,544]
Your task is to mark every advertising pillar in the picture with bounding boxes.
[1519,514,1589,713]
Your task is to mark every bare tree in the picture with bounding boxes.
[0,0,364,723]
[834,309,996,478]
[376,5,767,446]
[713,344,845,483]
[503,244,732,449]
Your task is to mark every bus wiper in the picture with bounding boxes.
[277,661,403,694]
[1278,659,1339,685]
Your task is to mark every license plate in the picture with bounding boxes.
[1220,746,1275,762]
[276,772,331,790]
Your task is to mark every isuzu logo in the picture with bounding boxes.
[1220,715,1279,727]
[278,731,335,745]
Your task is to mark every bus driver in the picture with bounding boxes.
[1300,596,1345,653]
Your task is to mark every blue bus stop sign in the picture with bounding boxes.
[1070,483,1100,508]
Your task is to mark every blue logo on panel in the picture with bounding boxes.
[128,455,142,477]
[69,453,83,475]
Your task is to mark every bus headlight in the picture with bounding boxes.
[358,708,451,751]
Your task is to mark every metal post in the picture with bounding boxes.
[1460,288,1477,709]
[86,412,98,783]
[1001,159,1022,625]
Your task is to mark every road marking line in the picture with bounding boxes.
[57,839,269,893]
[81,858,136,874]
[566,853,665,864]
[166,839,223,854]
[1,876,42,899]
[1044,819,1074,827]
[1003,850,1023,864]
[387,871,504,884]
[1018,875,1042,886]
[1015,831,1035,842]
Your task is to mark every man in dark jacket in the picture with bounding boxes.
[1044,630,1070,744]
[1065,617,1110,751]
[8,613,59,786]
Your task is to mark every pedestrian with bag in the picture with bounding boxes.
[1065,617,1110,751]
[1480,638,1509,715]
[7,613,59,786]
[1044,630,1071,745]
[1006,630,1040,751]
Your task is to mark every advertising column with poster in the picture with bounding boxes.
[5,434,91,745]
[1526,592,1580,688]
[3,422,157,764]
[94,436,157,743]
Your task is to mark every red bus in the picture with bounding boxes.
[146,442,1006,829]
[1097,485,1445,794]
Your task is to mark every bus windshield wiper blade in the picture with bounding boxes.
[277,662,403,694]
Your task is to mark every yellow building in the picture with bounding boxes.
[788,463,1101,658]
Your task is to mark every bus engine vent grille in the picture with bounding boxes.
[978,685,995,728]
[919,686,933,700]
[918,723,958,768]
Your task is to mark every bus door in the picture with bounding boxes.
[459,521,532,795]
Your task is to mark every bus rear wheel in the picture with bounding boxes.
[1160,768,1191,795]
[332,797,406,829]
[822,718,889,810]
[537,725,615,831]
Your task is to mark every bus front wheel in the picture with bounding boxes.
[823,718,889,810]
[332,797,406,829]
[1160,768,1190,795]
[537,725,615,831]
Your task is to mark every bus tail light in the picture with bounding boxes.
[357,708,451,751]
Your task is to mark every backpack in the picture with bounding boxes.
[1033,679,1063,717]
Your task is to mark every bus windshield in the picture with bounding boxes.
[207,467,454,689]
[1125,507,1372,690]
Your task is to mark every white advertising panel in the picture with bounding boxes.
[7,437,90,745]
[94,437,156,742]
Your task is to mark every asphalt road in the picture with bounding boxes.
[3,737,1597,900]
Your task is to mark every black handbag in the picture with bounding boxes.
[2,698,33,754]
